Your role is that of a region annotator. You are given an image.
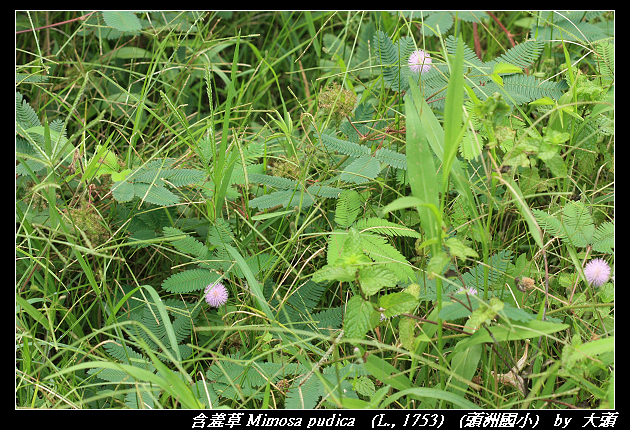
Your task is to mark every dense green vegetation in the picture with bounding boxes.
[16,11,613,409]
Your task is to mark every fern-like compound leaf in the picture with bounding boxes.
[111,180,135,202]
[373,31,416,92]
[162,227,209,260]
[16,92,41,130]
[320,132,370,158]
[207,218,235,247]
[87,367,130,383]
[455,11,489,23]
[461,250,512,292]
[131,158,176,182]
[334,190,361,229]
[275,279,329,333]
[312,306,343,333]
[594,41,614,84]
[306,183,343,199]
[162,168,206,187]
[161,268,221,293]
[444,35,486,71]
[105,342,155,370]
[249,190,296,210]
[490,40,544,69]
[592,221,614,254]
[110,158,205,206]
[361,232,415,282]
[134,182,180,206]
[340,155,381,184]
[533,202,599,249]
[248,173,298,190]
[501,74,569,103]
[355,217,422,238]
[374,147,407,170]
[421,11,455,36]
[560,201,595,247]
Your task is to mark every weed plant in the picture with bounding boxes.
[16,11,613,409]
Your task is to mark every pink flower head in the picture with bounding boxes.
[457,287,478,295]
[584,258,611,287]
[204,282,228,307]
[409,49,432,74]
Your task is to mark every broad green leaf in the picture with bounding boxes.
[353,375,376,397]
[469,297,504,327]
[529,96,555,106]
[380,195,426,215]
[340,228,366,263]
[399,316,416,351]
[493,62,523,75]
[82,140,115,183]
[358,266,398,296]
[111,168,132,182]
[426,251,450,279]
[344,296,374,340]
[445,237,479,261]
[439,299,477,321]
[490,62,523,86]
[379,292,417,318]
[574,337,614,359]
[542,153,568,177]
[562,335,614,373]
[102,11,142,33]
[362,354,412,392]
[379,387,478,409]
[447,344,482,396]
[454,319,569,352]
[16,296,48,328]
[312,264,356,283]
[339,397,371,409]
[367,385,392,408]
[110,46,151,59]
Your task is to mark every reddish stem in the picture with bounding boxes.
[486,11,516,47]
[16,12,96,34]
[473,22,483,60]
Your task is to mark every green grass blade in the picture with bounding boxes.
[142,284,181,363]
[500,177,544,249]
[379,387,478,409]
[411,79,486,244]
[405,78,440,243]
[16,295,48,328]
[441,37,466,194]
[225,244,273,321]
